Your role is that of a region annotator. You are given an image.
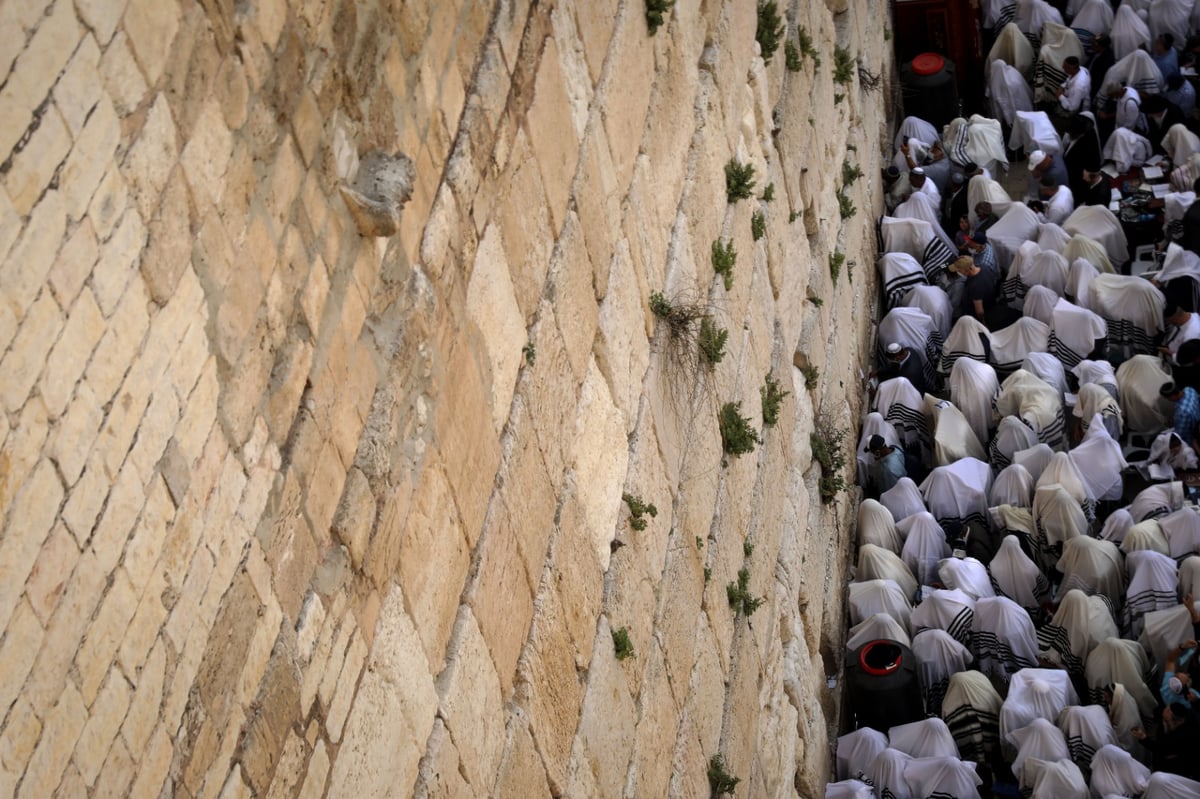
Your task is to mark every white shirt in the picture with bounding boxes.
[1114,86,1141,131]
[1163,312,1200,363]
[1044,185,1075,226]
[1058,67,1091,113]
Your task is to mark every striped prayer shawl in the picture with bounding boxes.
[922,238,957,283]
[1048,331,1087,368]
[974,629,1037,682]
[1036,622,1086,675]
[943,705,1001,762]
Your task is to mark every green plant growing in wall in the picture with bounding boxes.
[708,755,740,796]
[645,0,675,35]
[760,182,775,202]
[785,40,802,71]
[808,295,823,307]
[842,160,863,186]
[698,317,728,366]
[800,364,819,391]
[650,291,708,338]
[829,250,845,282]
[797,27,820,65]
[719,401,760,457]
[811,419,849,504]
[755,1,784,64]
[522,341,536,366]
[726,568,765,616]
[695,536,704,550]
[704,566,712,583]
[725,159,756,202]
[751,210,766,241]
[712,238,736,290]
[833,44,855,85]
[743,540,755,557]
[623,493,658,531]
[612,626,635,660]
[838,190,856,220]
[761,374,788,426]
[834,92,844,105]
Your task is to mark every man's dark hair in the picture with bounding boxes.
[1040,176,1057,189]
[1094,35,1110,49]
[1064,55,1080,69]
[1168,73,1186,91]
[1193,176,1200,194]
[1161,32,1176,49]
[1178,338,1200,365]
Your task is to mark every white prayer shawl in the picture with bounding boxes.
[1038,588,1118,673]
[1069,417,1128,501]
[1172,152,1200,191]
[1058,704,1117,767]
[882,477,927,523]
[894,192,955,257]
[1014,442,1056,482]
[878,252,929,309]
[988,22,1037,78]
[1035,484,1089,556]
[888,717,959,759]
[899,512,951,587]
[1021,352,1068,405]
[1002,241,1046,306]
[1100,508,1135,544]
[1073,358,1118,391]
[858,543,920,599]
[1103,126,1155,172]
[942,670,1004,763]
[1001,668,1081,743]
[1072,0,1114,36]
[967,174,1015,227]
[991,464,1036,508]
[1139,602,1194,668]
[990,318,1052,376]
[1023,285,1059,325]
[879,306,942,388]
[939,557,996,600]
[1052,301,1107,371]
[1162,123,1200,165]
[858,498,901,554]
[1074,383,1123,438]
[894,116,941,152]
[928,396,988,465]
[911,587,977,646]
[1010,718,1070,779]
[989,58,1035,127]
[1009,110,1063,155]
[920,458,993,529]
[987,202,1042,274]
[1086,638,1157,717]
[1179,555,1200,599]
[1093,281,1165,362]
[1057,535,1126,598]
[857,412,902,487]
[1122,519,1171,554]
[868,748,915,799]
[836,727,889,782]
[1024,758,1089,799]
[941,315,990,377]
[1037,222,1071,253]
[847,612,912,652]
[1017,0,1065,38]
[880,216,957,284]
[903,284,953,341]
[1039,451,1092,503]
[1066,257,1100,305]
[904,757,983,799]
[1164,192,1196,242]
[1045,185,1075,226]
[1108,682,1145,748]
[1090,744,1151,798]
[1062,234,1115,275]
[1147,0,1190,48]
[992,507,1037,548]
[950,357,1000,448]
[849,579,914,631]
[874,377,928,455]
[973,595,1041,682]
[1124,549,1179,635]
[990,416,1041,470]
[990,534,1051,611]
[1129,481,1184,522]
[1116,354,1172,433]
[824,779,874,799]
[960,115,1011,176]
[1158,507,1200,561]
[1063,206,1129,268]
[911,628,973,712]
[1036,23,1084,103]
[1110,6,1153,60]
[1155,241,1200,284]
[995,369,1065,447]
[985,0,1019,29]
[893,137,932,176]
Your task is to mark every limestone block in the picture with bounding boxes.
[525,35,581,233]
[238,637,303,794]
[1,289,63,412]
[0,601,43,730]
[600,14,655,192]
[0,396,49,516]
[572,616,637,796]
[413,718,474,799]
[595,241,651,434]
[297,739,330,799]
[24,522,80,625]
[123,0,181,85]
[326,631,366,742]
[548,213,599,385]
[0,458,63,632]
[570,359,629,570]
[61,98,121,222]
[0,700,41,797]
[492,716,552,799]
[180,99,233,208]
[48,220,99,316]
[121,96,178,220]
[545,486,604,669]
[74,569,139,704]
[91,738,134,798]
[10,0,81,117]
[573,0,618,84]
[1,189,64,332]
[656,543,705,702]
[116,569,168,678]
[119,637,165,754]
[90,209,146,318]
[468,518,535,699]
[4,103,69,216]
[327,585,436,799]
[17,684,87,799]
[572,122,620,297]
[21,548,99,715]
[126,723,171,799]
[76,0,127,45]
[40,287,105,418]
[99,32,148,117]
[630,644,684,798]
[339,150,415,238]
[331,467,374,568]
[494,130,553,322]
[438,609,505,791]
[467,222,525,435]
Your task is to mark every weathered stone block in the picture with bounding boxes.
[122,0,181,85]
[438,609,505,791]
[3,103,71,216]
[467,222,525,435]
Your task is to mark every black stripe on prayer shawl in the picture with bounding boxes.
[948,121,971,168]
[923,333,945,392]
[989,573,1052,617]
[1036,408,1066,449]
[1000,274,1029,305]
[1024,31,1042,52]
[1072,29,1095,53]
[1133,78,1160,95]
[1101,317,1158,356]
[923,676,951,717]
[885,272,926,308]
[939,349,986,377]
[1035,60,1068,96]
[1036,622,1086,675]
[996,5,1016,28]
[1123,588,1179,636]
[945,607,975,647]
[1063,735,1099,770]
[922,239,957,283]
[973,629,1037,681]
[991,357,1026,381]
[1048,332,1086,368]
[943,705,1001,762]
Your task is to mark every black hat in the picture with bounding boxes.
[865,434,887,452]
[1161,382,1180,397]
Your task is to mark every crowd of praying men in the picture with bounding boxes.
[827,1,1200,798]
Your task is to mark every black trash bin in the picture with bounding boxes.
[846,639,925,732]
[900,53,959,130]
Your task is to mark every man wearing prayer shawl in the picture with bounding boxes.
[865,434,907,495]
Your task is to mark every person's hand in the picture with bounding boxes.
[1185,639,1198,649]
[1132,726,1147,740]
[900,143,909,154]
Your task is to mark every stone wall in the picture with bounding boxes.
[0,0,892,796]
